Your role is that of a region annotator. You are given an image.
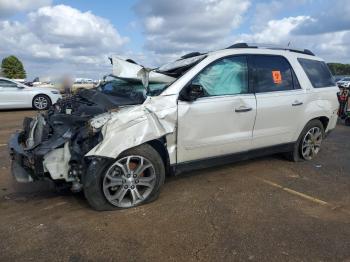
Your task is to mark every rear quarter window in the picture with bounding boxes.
[298,58,335,88]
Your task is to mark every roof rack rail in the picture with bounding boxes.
[181,52,202,59]
[227,43,315,56]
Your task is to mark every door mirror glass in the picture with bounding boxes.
[180,83,204,101]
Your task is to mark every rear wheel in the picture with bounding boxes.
[32,95,51,110]
[286,120,325,162]
[300,125,323,160]
[84,144,165,211]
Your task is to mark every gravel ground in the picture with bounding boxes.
[0,110,349,262]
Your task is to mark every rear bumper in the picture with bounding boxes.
[8,133,34,183]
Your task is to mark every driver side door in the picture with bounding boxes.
[177,56,257,163]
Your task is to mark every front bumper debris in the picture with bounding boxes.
[8,133,34,183]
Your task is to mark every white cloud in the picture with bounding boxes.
[0,0,51,18]
[237,16,313,44]
[235,15,350,63]
[134,0,350,66]
[293,0,350,35]
[1,0,349,79]
[145,16,164,32]
[134,0,251,60]
[0,5,129,78]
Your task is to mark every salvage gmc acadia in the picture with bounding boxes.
[8,43,339,210]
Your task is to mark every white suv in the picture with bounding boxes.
[9,44,339,210]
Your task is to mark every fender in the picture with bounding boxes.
[292,88,339,140]
[85,95,178,161]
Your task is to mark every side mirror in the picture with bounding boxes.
[180,83,204,101]
[16,84,24,89]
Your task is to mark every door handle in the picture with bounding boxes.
[292,101,303,106]
[235,107,252,113]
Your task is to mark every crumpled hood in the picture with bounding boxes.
[77,88,144,109]
[86,94,178,159]
[111,55,176,86]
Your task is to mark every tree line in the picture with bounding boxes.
[327,63,350,76]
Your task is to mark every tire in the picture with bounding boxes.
[32,94,51,110]
[286,119,325,162]
[83,144,165,211]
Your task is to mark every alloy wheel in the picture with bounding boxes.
[102,156,156,208]
[33,96,48,110]
[301,126,323,160]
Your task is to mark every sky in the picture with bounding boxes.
[0,0,349,80]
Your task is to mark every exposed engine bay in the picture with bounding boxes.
[8,84,149,189]
[12,92,114,189]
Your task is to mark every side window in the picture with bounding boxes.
[252,55,296,93]
[192,56,248,96]
[298,58,335,88]
[0,80,17,88]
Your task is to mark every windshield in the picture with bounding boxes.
[97,78,170,97]
[342,77,350,81]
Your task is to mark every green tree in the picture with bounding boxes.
[1,55,26,79]
[327,63,350,76]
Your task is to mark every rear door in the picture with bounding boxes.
[251,55,306,148]
[177,56,257,163]
[298,58,339,131]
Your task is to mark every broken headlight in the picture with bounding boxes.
[89,112,111,133]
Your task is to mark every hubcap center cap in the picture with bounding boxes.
[123,175,136,187]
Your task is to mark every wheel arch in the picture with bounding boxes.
[32,93,52,107]
[146,137,171,175]
[316,116,329,131]
[287,117,328,162]
[303,116,329,132]
[294,114,330,141]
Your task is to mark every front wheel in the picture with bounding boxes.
[84,144,165,211]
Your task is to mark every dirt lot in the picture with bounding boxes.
[0,110,350,262]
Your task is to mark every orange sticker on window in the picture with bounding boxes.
[272,70,282,84]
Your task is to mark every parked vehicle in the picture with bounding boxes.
[0,77,62,110]
[336,77,350,88]
[9,43,339,210]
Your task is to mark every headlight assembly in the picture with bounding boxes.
[89,112,112,133]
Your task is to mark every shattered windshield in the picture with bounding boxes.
[97,79,170,97]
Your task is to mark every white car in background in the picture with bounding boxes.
[336,77,350,88]
[0,77,62,110]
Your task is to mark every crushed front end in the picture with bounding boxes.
[8,94,108,191]
[8,54,203,193]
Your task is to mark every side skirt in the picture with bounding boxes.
[172,142,295,175]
